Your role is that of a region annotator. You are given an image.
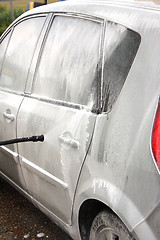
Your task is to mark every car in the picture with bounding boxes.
[0,0,160,239]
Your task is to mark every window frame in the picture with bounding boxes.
[0,14,48,95]
[31,13,105,114]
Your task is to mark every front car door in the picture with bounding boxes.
[17,14,104,224]
[0,16,46,188]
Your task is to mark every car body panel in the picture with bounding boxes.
[17,96,96,224]
[0,91,25,188]
[134,202,160,240]
[73,95,160,239]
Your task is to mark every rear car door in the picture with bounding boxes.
[17,14,104,224]
[0,16,46,188]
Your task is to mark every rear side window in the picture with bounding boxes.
[102,22,141,112]
[0,16,46,92]
[33,16,102,109]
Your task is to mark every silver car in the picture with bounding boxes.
[0,0,160,239]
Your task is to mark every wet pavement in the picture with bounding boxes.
[0,178,73,240]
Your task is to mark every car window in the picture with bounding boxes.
[0,32,11,76]
[0,16,46,92]
[33,16,102,109]
[102,22,141,112]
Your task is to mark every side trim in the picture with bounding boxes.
[0,146,19,164]
[21,157,68,190]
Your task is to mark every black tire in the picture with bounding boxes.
[89,210,135,240]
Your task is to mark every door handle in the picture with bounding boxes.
[59,132,80,149]
[3,111,15,121]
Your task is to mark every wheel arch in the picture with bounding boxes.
[78,198,139,240]
[75,177,144,240]
[78,199,114,240]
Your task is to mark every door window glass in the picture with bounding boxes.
[0,17,45,92]
[33,16,101,108]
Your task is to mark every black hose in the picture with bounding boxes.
[0,135,44,146]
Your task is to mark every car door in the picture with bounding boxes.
[17,15,104,224]
[0,16,46,188]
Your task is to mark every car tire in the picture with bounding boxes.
[89,210,135,240]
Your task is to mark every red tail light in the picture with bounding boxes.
[152,101,160,171]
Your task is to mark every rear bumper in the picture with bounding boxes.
[134,202,160,240]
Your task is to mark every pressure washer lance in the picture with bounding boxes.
[0,135,44,146]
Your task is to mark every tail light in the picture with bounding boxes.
[152,98,160,171]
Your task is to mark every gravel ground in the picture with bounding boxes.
[0,178,73,240]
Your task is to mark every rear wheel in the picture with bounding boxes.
[89,210,134,240]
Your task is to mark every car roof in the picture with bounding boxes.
[67,0,160,9]
[16,0,159,34]
[25,0,160,14]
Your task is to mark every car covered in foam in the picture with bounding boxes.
[0,0,160,239]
